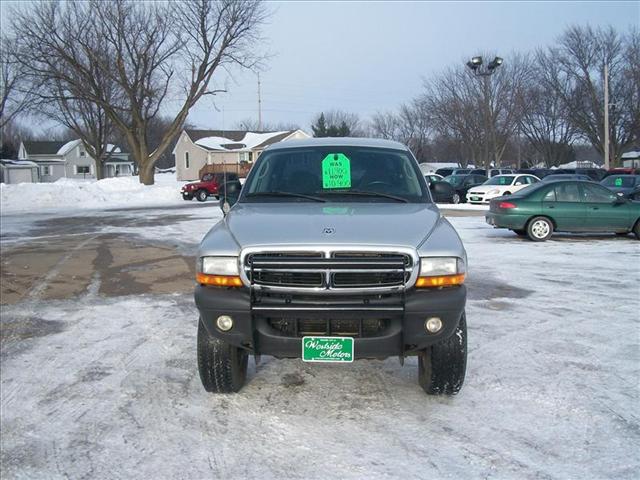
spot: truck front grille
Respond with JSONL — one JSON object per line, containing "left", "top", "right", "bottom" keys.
{"left": 244, "top": 250, "right": 415, "bottom": 291}
{"left": 266, "top": 317, "right": 390, "bottom": 338}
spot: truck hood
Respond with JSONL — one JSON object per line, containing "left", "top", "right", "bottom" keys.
{"left": 225, "top": 202, "right": 441, "bottom": 249}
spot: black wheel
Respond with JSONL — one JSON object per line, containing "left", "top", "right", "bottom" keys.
{"left": 182, "top": 194, "right": 193, "bottom": 201}
{"left": 196, "top": 190, "right": 208, "bottom": 202}
{"left": 526, "top": 216, "right": 553, "bottom": 242}
{"left": 418, "top": 313, "right": 467, "bottom": 395}
{"left": 197, "top": 319, "right": 248, "bottom": 393}
{"left": 633, "top": 220, "right": 640, "bottom": 240}
{"left": 452, "top": 193, "right": 461, "bottom": 204}
{"left": 512, "top": 229, "right": 527, "bottom": 237}
{"left": 503, "top": 191, "right": 512, "bottom": 196}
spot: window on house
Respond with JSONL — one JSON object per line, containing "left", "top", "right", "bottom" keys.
{"left": 40, "top": 166, "right": 51, "bottom": 176}
{"left": 76, "top": 165, "right": 90, "bottom": 175}
{"left": 185, "top": 152, "right": 190, "bottom": 169}
{"left": 80, "top": 151, "right": 86, "bottom": 157}
{"left": 239, "top": 152, "right": 249, "bottom": 162}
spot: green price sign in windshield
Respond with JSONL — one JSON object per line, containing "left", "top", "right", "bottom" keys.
{"left": 322, "top": 153, "right": 351, "bottom": 189}
{"left": 614, "top": 177, "right": 623, "bottom": 187}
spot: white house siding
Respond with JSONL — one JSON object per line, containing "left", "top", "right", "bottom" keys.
{"left": 37, "top": 163, "right": 67, "bottom": 183}
{"left": 64, "top": 144, "right": 97, "bottom": 179}
{"left": 175, "top": 132, "right": 210, "bottom": 181}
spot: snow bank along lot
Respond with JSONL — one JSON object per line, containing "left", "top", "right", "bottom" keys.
{"left": 0, "top": 173, "right": 186, "bottom": 214}
{"left": 1, "top": 202, "right": 639, "bottom": 479}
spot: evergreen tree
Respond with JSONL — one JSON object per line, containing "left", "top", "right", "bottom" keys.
{"left": 311, "top": 113, "right": 328, "bottom": 137}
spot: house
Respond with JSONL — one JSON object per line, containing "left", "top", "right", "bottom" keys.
{"left": 18, "top": 140, "right": 134, "bottom": 182}
{"left": 173, "top": 129, "right": 310, "bottom": 181}
{"left": 0, "top": 159, "right": 39, "bottom": 184}
{"left": 622, "top": 151, "right": 640, "bottom": 168}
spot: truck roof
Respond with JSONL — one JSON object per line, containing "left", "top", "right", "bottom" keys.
{"left": 264, "top": 137, "right": 409, "bottom": 152}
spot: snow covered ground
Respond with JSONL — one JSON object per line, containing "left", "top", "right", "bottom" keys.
{"left": 0, "top": 173, "right": 187, "bottom": 214}
{"left": 1, "top": 203, "right": 639, "bottom": 479}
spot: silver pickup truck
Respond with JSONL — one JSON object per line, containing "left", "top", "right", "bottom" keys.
{"left": 194, "top": 138, "right": 468, "bottom": 395}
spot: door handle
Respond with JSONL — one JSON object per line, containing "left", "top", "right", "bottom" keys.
{"left": 547, "top": 205, "right": 555, "bottom": 209}
{"left": 592, "top": 207, "right": 599, "bottom": 210}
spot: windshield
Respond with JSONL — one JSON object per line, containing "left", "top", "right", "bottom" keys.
{"left": 444, "top": 175, "right": 465, "bottom": 186}
{"left": 485, "top": 175, "right": 515, "bottom": 186}
{"left": 242, "top": 146, "right": 429, "bottom": 203}
{"left": 602, "top": 176, "right": 636, "bottom": 187}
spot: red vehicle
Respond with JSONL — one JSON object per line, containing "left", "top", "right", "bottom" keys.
{"left": 605, "top": 167, "right": 640, "bottom": 177}
{"left": 181, "top": 173, "right": 239, "bottom": 202}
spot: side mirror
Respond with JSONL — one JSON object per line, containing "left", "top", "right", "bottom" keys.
{"left": 220, "top": 180, "right": 242, "bottom": 215}
{"left": 613, "top": 195, "right": 626, "bottom": 204}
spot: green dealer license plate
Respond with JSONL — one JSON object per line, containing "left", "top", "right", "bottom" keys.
{"left": 302, "top": 336, "right": 354, "bottom": 363}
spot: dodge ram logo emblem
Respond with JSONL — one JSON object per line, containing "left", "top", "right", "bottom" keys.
{"left": 323, "top": 227, "right": 335, "bottom": 235}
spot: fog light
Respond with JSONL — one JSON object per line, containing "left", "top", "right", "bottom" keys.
{"left": 216, "top": 315, "right": 234, "bottom": 331}
{"left": 425, "top": 317, "right": 443, "bottom": 333}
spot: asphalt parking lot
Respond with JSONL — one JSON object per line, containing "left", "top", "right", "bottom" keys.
{"left": 1, "top": 203, "right": 639, "bottom": 479}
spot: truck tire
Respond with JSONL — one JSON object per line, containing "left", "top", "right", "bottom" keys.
{"left": 196, "top": 190, "right": 208, "bottom": 202}
{"left": 633, "top": 220, "right": 640, "bottom": 240}
{"left": 452, "top": 193, "right": 461, "bottom": 204}
{"left": 418, "top": 312, "right": 467, "bottom": 395}
{"left": 197, "top": 319, "right": 248, "bottom": 393}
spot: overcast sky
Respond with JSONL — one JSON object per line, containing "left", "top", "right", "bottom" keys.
{"left": 187, "top": 0, "right": 639, "bottom": 131}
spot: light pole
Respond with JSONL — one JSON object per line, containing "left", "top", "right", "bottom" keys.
{"left": 603, "top": 63, "right": 610, "bottom": 170}
{"left": 466, "top": 56, "right": 503, "bottom": 170}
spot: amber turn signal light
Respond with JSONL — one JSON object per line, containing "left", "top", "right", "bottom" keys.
{"left": 196, "top": 273, "right": 243, "bottom": 287}
{"left": 415, "top": 274, "right": 465, "bottom": 288}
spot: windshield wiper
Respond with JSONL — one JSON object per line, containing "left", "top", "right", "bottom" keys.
{"left": 321, "top": 190, "right": 410, "bottom": 203}
{"left": 245, "top": 191, "right": 327, "bottom": 202}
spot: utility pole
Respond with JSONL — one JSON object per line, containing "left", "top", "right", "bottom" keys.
{"left": 603, "top": 63, "right": 610, "bottom": 170}
{"left": 257, "top": 73, "right": 262, "bottom": 131}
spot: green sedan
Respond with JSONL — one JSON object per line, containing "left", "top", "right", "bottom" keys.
{"left": 485, "top": 180, "right": 640, "bottom": 241}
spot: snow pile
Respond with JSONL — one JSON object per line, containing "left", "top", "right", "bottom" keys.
{"left": 195, "top": 131, "right": 289, "bottom": 151}
{"left": 0, "top": 174, "right": 185, "bottom": 214}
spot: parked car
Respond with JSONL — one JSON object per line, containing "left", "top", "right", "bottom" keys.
{"left": 628, "top": 186, "right": 640, "bottom": 201}
{"left": 542, "top": 173, "right": 593, "bottom": 182}
{"left": 472, "top": 168, "right": 514, "bottom": 177}
{"left": 195, "top": 138, "right": 468, "bottom": 395}
{"left": 424, "top": 173, "right": 444, "bottom": 186}
{"left": 604, "top": 167, "right": 640, "bottom": 177}
{"left": 435, "top": 167, "right": 455, "bottom": 177}
{"left": 181, "top": 172, "right": 239, "bottom": 202}
{"left": 467, "top": 174, "right": 540, "bottom": 204}
{"left": 429, "top": 180, "right": 457, "bottom": 203}
{"left": 485, "top": 180, "right": 640, "bottom": 241}
{"left": 442, "top": 174, "right": 488, "bottom": 203}
{"left": 575, "top": 168, "right": 607, "bottom": 181}
{"left": 600, "top": 175, "right": 640, "bottom": 196}
{"left": 516, "top": 168, "right": 553, "bottom": 178}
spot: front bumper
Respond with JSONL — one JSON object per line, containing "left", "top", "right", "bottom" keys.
{"left": 467, "top": 192, "right": 495, "bottom": 204}
{"left": 194, "top": 285, "right": 466, "bottom": 358}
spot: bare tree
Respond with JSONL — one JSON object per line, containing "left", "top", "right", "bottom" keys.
{"left": 12, "top": 0, "right": 268, "bottom": 184}
{"left": 546, "top": 25, "right": 639, "bottom": 165}
{"left": 518, "top": 52, "right": 577, "bottom": 167}
{"left": 0, "top": 36, "right": 35, "bottom": 129}
{"left": 422, "top": 53, "right": 530, "bottom": 169}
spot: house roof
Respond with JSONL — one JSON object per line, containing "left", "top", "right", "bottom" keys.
{"left": 22, "top": 140, "right": 128, "bottom": 156}
{"left": 22, "top": 141, "right": 68, "bottom": 155}
{"left": 185, "top": 129, "right": 298, "bottom": 152}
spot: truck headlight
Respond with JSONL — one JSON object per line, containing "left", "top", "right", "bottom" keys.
{"left": 416, "top": 257, "right": 465, "bottom": 288}
{"left": 196, "top": 256, "right": 243, "bottom": 287}
{"left": 487, "top": 189, "right": 500, "bottom": 195}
